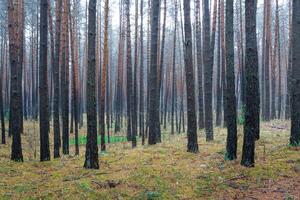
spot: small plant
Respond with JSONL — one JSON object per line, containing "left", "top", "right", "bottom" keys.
{"left": 237, "top": 106, "right": 245, "bottom": 125}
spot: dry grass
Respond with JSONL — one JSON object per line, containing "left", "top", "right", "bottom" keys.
{"left": 0, "top": 120, "right": 299, "bottom": 199}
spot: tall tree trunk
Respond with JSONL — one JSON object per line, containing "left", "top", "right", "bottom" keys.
{"left": 125, "top": 0, "right": 133, "bottom": 142}
{"left": 220, "top": 0, "right": 226, "bottom": 127}
{"left": 276, "top": 0, "right": 281, "bottom": 119}
{"left": 84, "top": 0, "right": 99, "bottom": 169}
{"left": 203, "top": 0, "right": 214, "bottom": 141}
{"left": 241, "top": 0, "right": 260, "bottom": 167}
{"left": 0, "top": 32, "right": 6, "bottom": 144}
{"left": 215, "top": 0, "right": 222, "bottom": 126}
{"left": 225, "top": 0, "right": 237, "bottom": 160}
{"left": 290, "top": 0, "right": 300, "bottom": 146}
{"left": 195, "top": 0, "right": 204, "bottom": 129}
{"left": 286, "top": 0, "right": 292, "bottom": 119}
{"left": 8, "top": 0, "right": 23, "bottom": 162}
{"left": 183, "top": 0, "right": 198, "bottom": 153}
{"left": 70, "top": 2, "right": 79, "bottom": 155}
{"left": 139, "top": 0, "right": 145, "bottom": 145}
{"left": 148, "top": 0, "right": 160, "bottom": 145}
{"left": 264, "top": 0, "right": 271, "bottom": 121}
{"left": 61, "top": 0, "right": 70, "bottom": 155}
{"left": 132, "top": 0, "right": 138, "bottom": 148}
{"left": 53, "top": 0, "right": 62, "bottom": 158}
{"left": 100, "top": 0, "right": 109, "bottom": 152}
{"left": 171, "top": 0, "right": 177, "bottom": 136}
{"left": 39, "top": 0, "right": 50, "bottom": 162}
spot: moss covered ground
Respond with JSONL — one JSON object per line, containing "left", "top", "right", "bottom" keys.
{"left": 0, "top": 120, "right": 299, "bottom": 199}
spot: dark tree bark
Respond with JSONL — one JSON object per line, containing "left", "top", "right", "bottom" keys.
{"left": 225, "top": 0, "right": 237, "bottom": 160}
{"left": 241, "top": 0, "right": 260, "bottom": 167}
{"left": 125, "top": 0, "right": 133, "bottom": 142}
{"left": 183, "top": 0, "right": 198, "bottom": 153}
{"left": 290, "top": 0, "right": 300, "bottom": 146}
{"left": 203, "top": 0, "right": 213, "bottom": 141}
{"left": 0, "top": 32, "right": 6, "bottom": 145}
{"left": 84, "top": 0, "right": 99, "bottom": 169}
{"left": 148, "top": 0, "right": 160, "bottom": 145}
{"left": 39, "top": 0, "right": 51, "bottom": 161}
{"left": 61, "top": 0, "right": 70, "bottom": 155}
{"left": 8, "top": 0, "right": 23, "bottom": 162}
{"left": 53, "top": 0, "right": 62, "bottom": 158}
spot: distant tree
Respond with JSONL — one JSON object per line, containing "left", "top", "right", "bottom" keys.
{"left": 183, "top": 0, "right": 198, "bottom": 153}
{"left": 84, "top": 0, "right": 99, "bottom": 169}
{"left": 195, "top": 0, "right": 204, "bottom": 129}
{"left": 0, "top": 30, "right": 5, "bottom": 145}
{"left": 263, "top": 0, "right": 271, "bottom": 121}
{"left": 70, "top": 1, "right": 80, "bottom": 155}
{"left": 171, "top": 0, "right": 178, "bottom": 136}
{"left": 215, "top": 0, "right": 222, "bottom": 127}
{"left": 290, "top": 0, "right": 300, "bottom": 146}
{"left": 125, "top": 0, "right": 133, "bottom": 142}
{"left": 100, "top": 0, "right": 109, "bottom": 152}
{"left": 275, "top": 0, "right": 282, "bottom": 119}
{"left": 286, "top": 0, "right": 292, "bottom": 119}
{"left": 241, "top": 0, "right": 260, "bottom": 167}
{"left": 225, "top": 0, "right": 237, "bottom": 160}
{"left": 132, "top": 0, "right": 138, "bottom": 148}
{"left": 139, "top": 0, "right": 145, "bottom": 145}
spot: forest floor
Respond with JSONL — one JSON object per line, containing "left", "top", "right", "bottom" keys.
{"left": 0, "top": 120, "right": 299, "bottom": 200}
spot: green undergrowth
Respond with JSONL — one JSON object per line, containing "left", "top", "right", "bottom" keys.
{"left": 69, "top": 134, "right": 127, "bottom": 146}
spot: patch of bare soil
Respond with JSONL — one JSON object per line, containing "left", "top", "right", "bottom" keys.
{"left": 222, "top": 176, "right": 300, "bottom": 200}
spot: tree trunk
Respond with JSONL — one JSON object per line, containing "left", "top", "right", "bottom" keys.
{"left": 39, "top": 0, "right": 50, "bottom": 161}
{"left": 84, "top": 0, "right": 99, "bottom": 169}
{"left": 139, "top": 0, "right": 145, "bottom": 145}
{"left": 225, "top": 0, "right": 237, "bottom": 160}
{"left": 148, "top": 0, "right": 160, "bottom": 145}
{"left": 8, "top": 0, "right": 23, "bottom": 162}
{"left": 241, "top": 0, "right": 260, "bottom": 167}
{"left": 264, "top": 0, "right": 271, "bottom": 121}
{"left": 203, "top": 0, "right": 214, "bottom": 141}
{"left": 53, "top": 0, "right": 62, "bottom": 158}
{"left": 290, "top": 0, "right": 300, "bottom": 146}
{"left": 183, "top": 0, "right": 198, "bottom": 153}
{"left": 100, "top": 0, "right": 109, "bottom": 152}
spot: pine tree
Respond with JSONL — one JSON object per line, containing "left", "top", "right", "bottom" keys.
{"left": 290, "top": 0, "right": 300, "bottom": 146}
{"left": 84, "top": 0, "right": 99, "bottom": 169}
{"left": 39, "top": 0, "right": 50, "bottom": 161}
{"left": 241, "top": 0, "right": 260, "bottom": 167}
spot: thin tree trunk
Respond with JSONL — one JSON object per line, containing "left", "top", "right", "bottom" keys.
{"left": 183, "top": 0, "right": 198, "bottom": 153}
